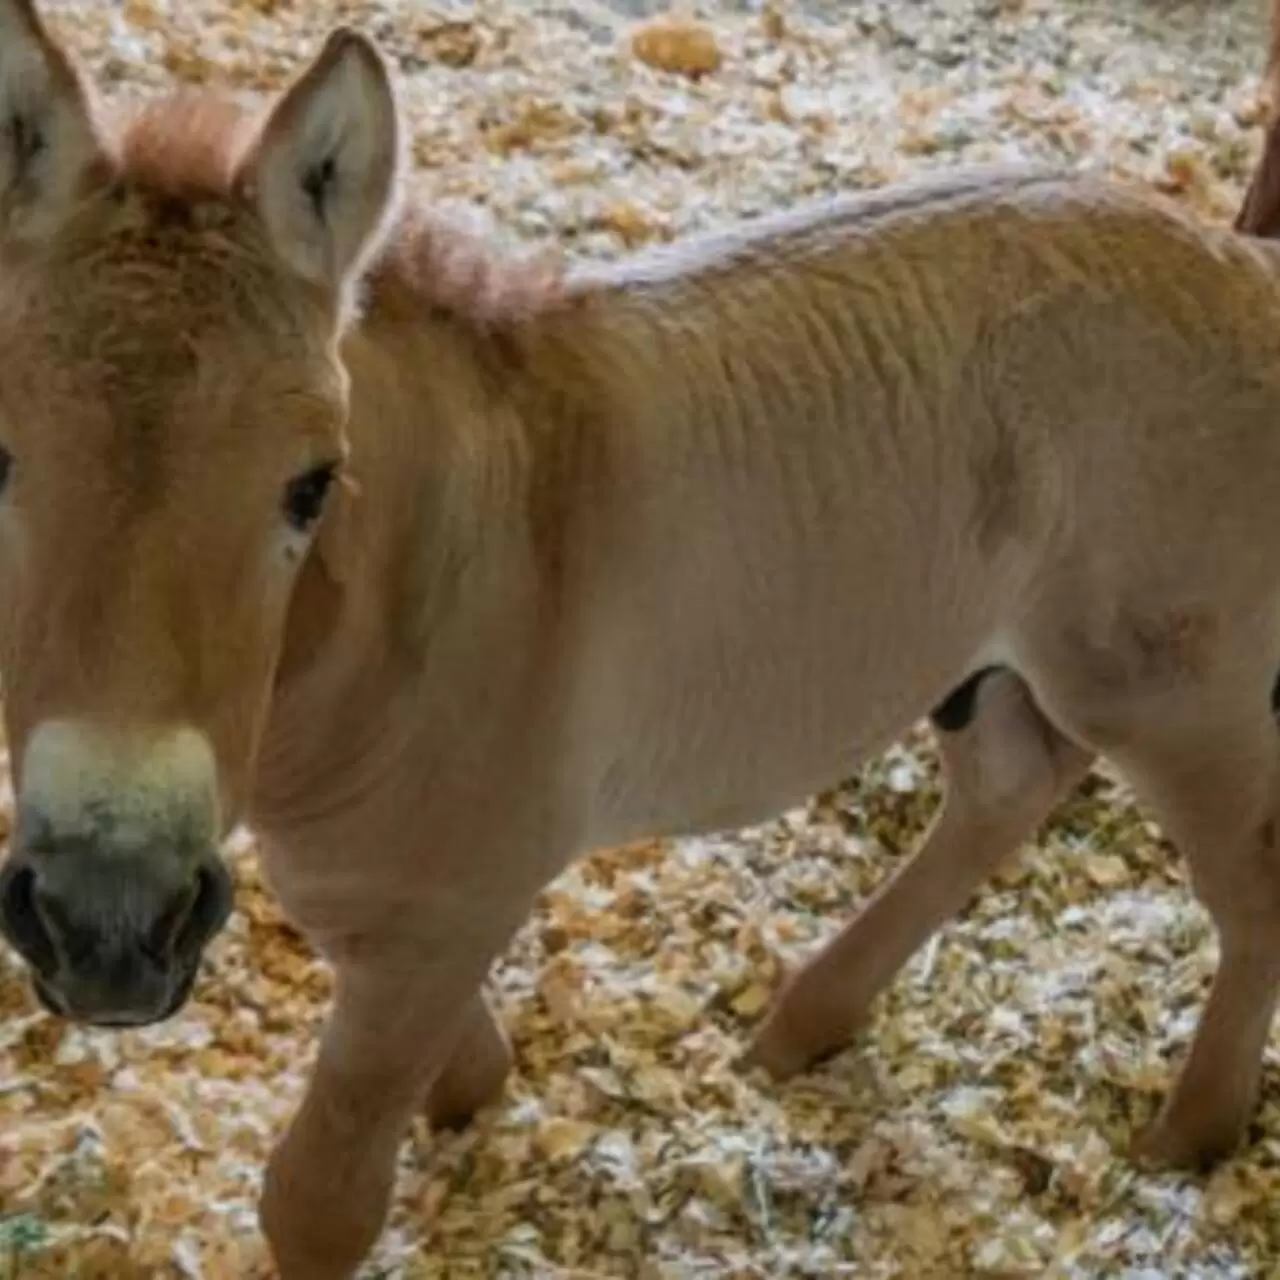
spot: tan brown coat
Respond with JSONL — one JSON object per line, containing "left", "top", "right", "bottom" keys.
{"left": 1, "top": 2, "right": 1280, "bottom": 1275}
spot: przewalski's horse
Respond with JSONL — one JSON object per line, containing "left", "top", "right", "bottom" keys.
{"left": 2, "top": 1, "right": 1280, "bottom": 1274}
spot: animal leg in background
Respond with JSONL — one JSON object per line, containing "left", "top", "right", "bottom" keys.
{"left": 1233, "top": 0, "right": 1280, "bottom": 234}
{"left": 422, "top": 987, "right": 513, "bottom": 1131}
{"left": 746, "top": 667, "right": 1093, "bottom": 1078}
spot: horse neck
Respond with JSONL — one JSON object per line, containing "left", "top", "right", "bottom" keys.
{"left": 258, "top": 295, "right": 562, "bottom": 796}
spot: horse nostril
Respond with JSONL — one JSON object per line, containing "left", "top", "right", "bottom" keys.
{"left": 142, "top": 876, "right": 202, "bottom": 964}
{"left": 0, "top": 864, "right": 60, "bottom": 975}
{"left": 168, "top": 864, "right": 232, "bottom": 959}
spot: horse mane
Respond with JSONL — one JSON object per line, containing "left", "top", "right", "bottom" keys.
{"left": 368, "top": 203, "right": 568, "bottom": 331}
{"left": 112, "top": 89, "right": 568, "bottom": 331}
{"left": 115, "top": 90, "right": 253, "bottom": 197}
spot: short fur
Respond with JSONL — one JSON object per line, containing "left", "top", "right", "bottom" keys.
{"left": 3, "top": 3, "right": 1280, "bottom": 1276}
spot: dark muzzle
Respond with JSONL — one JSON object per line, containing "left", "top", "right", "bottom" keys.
{"left": 0, "top": 834, "right": 233, "bottom": 1026}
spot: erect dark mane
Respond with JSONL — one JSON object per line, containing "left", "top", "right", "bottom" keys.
{"left": 112, "top": 89, "right": 568, "bottom": 332}
{"left": 365, "top": 200, "right": 569, "bottom": 333}
{"left": 114, "top": 89, "right": 254, "bottom": 199}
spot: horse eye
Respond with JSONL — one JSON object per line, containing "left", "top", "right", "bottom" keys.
{"left": 282, "top": 462, "right": 338, "bottom": 533}
{"left": 0, "top": 447, "right": 12, "bottom": 494}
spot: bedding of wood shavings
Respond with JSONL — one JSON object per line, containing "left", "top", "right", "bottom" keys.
{"left": 2, "top": 0, "right": 1280, "bottom": 1276}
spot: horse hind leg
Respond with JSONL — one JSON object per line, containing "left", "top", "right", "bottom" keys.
{"left": 1018, "top": 611, "right": 1280, "bottom": 1169}
{"left": 1097, "top": 707, "right": 1280, "bottom": 1167}
{"left": 745, "top": 665, "right": 1093, "bottom": 1078}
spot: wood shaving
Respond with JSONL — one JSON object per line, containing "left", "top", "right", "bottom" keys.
{"left": 630, "top": 15, "right": 724, "bottom": 80}
{"left": 2, "top": 0, "right": 1279, "bottom": 1276}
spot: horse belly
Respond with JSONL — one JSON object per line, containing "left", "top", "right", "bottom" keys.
{"left": 572, "top": 517, "right": 999, "bottom": 849}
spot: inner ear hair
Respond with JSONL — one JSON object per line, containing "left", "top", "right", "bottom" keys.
{"left": 302, "top": 153, "right": 337, "bottom": 223}
{"left": 6, "top": 107, "right": 45, "bottom": 174}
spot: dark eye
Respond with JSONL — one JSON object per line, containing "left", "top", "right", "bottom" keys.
{"left": 0, "top": 446, "right": 12, "bottom": 494}
{"left": 282, "top": 462, "right": 338, "bottom": 533}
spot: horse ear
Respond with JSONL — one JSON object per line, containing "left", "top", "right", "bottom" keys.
{"left": 236, "top": 28, "right": 401, "bottom": 290}
{"left": 0, "top": 0, "right": 109, "bottom": 245}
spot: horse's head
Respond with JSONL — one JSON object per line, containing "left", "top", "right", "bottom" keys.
{"left": 0, "top": 0, "right": 402, "bottom": 1025}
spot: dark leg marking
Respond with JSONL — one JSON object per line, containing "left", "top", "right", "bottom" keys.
{"left": 929, "top": 665, "right": 1006, "bottom": 735}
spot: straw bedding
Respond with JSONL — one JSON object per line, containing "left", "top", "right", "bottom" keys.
{"left": 1, "top": 1, "right": 1277, "bottom": 1275}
